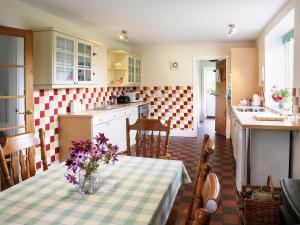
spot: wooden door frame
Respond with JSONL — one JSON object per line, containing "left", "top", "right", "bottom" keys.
{"left": 0, "top": 26, "right": 34, "bottom": 133}
{"left": 192, "top": 56, "right": 230, "bottom": 139}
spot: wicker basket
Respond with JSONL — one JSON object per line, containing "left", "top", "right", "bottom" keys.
{"left": 239, "top": 176, "right": 281, "bottom": 225}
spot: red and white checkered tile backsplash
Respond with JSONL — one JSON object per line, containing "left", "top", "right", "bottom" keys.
{"left": 292, "top": 88, "right": 300, "bottom": 113}
{"left": 33, "top": 86, "right": 194, "bottom": 169}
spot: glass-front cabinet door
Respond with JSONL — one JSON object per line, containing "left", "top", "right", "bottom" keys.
{"left": 77, "top": 41, "right": 92, "bottom": 83}
{"left": 0, "top": 28, "right": 33, "bottom": 140}
{"left": 54, "top": 33, "right": 75, "bottom": 85}
{"left": 128, "top": 56, "right": 135, "bottom": 84}
{"left": 135, "top": 59, "right": 141, "bottom": 84}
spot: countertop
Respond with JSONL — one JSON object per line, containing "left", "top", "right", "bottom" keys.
{"left": 231, "top": 106, "right": 300, "bottom": 130}
{"left": 59, "top": 102, "right": 147, "bottom": 118}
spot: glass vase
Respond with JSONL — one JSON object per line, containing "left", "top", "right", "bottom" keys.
{"left": 79, "top": 169, "right": 100, "bottom": 195}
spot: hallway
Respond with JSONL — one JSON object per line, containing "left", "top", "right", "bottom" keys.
{"left": 171, "top": 119, "right": 240, "bottom": 225}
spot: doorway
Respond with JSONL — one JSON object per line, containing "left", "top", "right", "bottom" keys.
{"left": 193, "top": 57, "right": 227, "bottom": 137}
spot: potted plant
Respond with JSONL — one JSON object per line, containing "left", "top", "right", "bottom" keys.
{"left": 65, "top": 133, "right": 118, "bottom": 195}
{"left": 271, "top": 85, "right": 291, "bottom": 109}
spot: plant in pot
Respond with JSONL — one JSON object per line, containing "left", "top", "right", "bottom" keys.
{"left": 65, "top": 133, "right": 118, "bottom": 195}
{"left": 271, "top": 85, "right": 291, "bottom": 110}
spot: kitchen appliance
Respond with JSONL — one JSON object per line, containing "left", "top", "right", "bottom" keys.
{"left": 125, "top": 92, "right": 141, "bottom": 103}
{"left": 240, "top": 99, "right": 248, "bottom": 106}
{"left": 252, "top": 94, "right": 261, "bottom": 106}
{"left": 117, "top": 95, "right": 130, "bottom": 104}
{"left": 280, "top": 179, "right": 300, "bottom": 224}
{"left": 138, "top": 104, "right": 149, "bottom": 118}
{"left": 70, "top": 100, "right": 82, "bottom": 113}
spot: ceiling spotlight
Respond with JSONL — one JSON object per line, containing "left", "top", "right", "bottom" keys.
{"left": 119, "top": 30, "right": 128, "bottom": 41}
{"left": 228, "top": 24, "right": 237, "bottom": 36}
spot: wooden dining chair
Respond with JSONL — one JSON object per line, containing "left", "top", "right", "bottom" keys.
{"left": 188, "top": 163, "right": 221, "bottom": 225}
{"left": 166, "top": 135, "right": 215, "bottom": 225}
{"left": 0, "top": 128, "right": 48, "bottom": 188}
{"left": 187, "top": 135, "right": 215, "bottom": 223}
{"left": 126, "top": 118, "right": 171, "bottom": 158}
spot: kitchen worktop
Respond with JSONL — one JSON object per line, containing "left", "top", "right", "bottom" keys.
{"left": 59, "top": 102, "right": 147, "bottom": 118}
{"left": 231, "top": 106, "right": 300, "bottom": 130}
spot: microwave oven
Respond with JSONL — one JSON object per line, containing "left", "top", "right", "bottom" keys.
{"left": 125, "top": 92, "right": 141, "bottom": 102}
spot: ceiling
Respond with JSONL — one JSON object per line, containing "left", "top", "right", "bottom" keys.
{"left": 20, "top": 0, "right": 288, "bottom": 45}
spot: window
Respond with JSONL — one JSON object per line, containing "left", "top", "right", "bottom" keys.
{"left": 264, "top": 9, "right": 294, "bottom": 111}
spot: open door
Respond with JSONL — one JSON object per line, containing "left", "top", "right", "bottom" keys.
{"left": 215, "top": 60, "right": 226, "bottom": 136}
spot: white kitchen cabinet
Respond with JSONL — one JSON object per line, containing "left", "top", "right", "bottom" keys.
{"left": 33, "top": 29, "right": 103, "bottom": 89}
{"left": 59, "top": 106, "right": 140, "bottom": 161}
{"left": 233, "top": 118, "right": 291, "bottom": 191}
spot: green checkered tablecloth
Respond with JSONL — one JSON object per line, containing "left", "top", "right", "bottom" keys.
{"left": 0, "top": 156, "right": 191, "bottom": 225}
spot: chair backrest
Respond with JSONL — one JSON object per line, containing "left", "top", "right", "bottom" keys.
{"left": 192, "top": 172, "right": 221, "bottom": 225}
{"left": 126, "top": 118, "right": 171, "bottom": 158}
{"left": 186, "top": 135, "right": 215, "bottom": 225}
{"left": 0, "top": 129, "right": 48, "bottom": 188}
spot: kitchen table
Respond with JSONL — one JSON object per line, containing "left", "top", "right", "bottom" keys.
{"left": 0, "top": 156, "right": 191, "bottom": 225}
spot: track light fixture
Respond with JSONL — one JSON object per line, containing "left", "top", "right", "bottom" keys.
{"left": 228, "top": 24, "right": 237, "bottom": 36}
{"left": 119, "top": 30, "right": 128, "bottom": 41}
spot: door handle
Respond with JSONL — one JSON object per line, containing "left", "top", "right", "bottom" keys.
{"left": 16, "top": 109, "right": 32, "bottom": 115}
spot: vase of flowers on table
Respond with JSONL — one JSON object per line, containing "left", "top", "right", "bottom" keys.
{"left": 65, "top": 133, "right": 118, "bottom": 195}
{"left": 271, "top": 85, "right": 291, "bottom": 110}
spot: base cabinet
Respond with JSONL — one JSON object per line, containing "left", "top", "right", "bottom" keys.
{"left": 59, "top": 107, "right": 138, "bottom": 162}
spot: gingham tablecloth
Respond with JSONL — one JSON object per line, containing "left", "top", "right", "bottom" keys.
{"left": 0, "top": 156, "right": 191, "bottom": 225}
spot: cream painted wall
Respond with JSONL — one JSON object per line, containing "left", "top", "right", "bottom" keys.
{"left": 134, "top": 42, "right": 255, "bottom": 86}
{"left": 256, "top": 0, "right": 300, "bottom": 178}
{"left": 256, "top": 0, "right": 299, "bottom": 86}
{"left": 0, "top": 0, "right": 133, "bottom": 51}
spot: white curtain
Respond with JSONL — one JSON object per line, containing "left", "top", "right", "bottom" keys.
{"left": 284, "top": 38, "right": 294, "bottom": 88}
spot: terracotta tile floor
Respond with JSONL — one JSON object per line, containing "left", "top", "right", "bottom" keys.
{"left": 170, "top": 119, "right": 241, "bottom": 225}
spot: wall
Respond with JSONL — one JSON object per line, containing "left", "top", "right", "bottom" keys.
{"left": 134, "top": 42, "right": 255, "bottom": 138}
{"left": 256, "top": 0, "right": 300, "bottom": 178}
{"left": 134, "top": 42, "right": 255, "bottom": 87}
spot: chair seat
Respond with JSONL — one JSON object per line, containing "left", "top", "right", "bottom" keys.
{"left": 166, "top": 207, "right": 188, "bottom": 225}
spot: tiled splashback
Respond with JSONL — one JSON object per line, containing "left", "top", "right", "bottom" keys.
{"left": 33, "top": 85, "right": 193, "bottom": 169}
{"left": 141, "top": 86, "right": 193, "bottom": 130}
{"left": 292, "top": 88, "right": 300, "bottom": 113}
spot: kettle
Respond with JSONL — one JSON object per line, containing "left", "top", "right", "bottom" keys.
{"left": 252, "top": 94, "right": 261, "bottom": 106}
{"left": 70, "top": 100, "right": 82, "bottom": 113}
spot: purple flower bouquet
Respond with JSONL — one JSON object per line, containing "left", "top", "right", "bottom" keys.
{"left": 65, "top": 133, "right": 118, "bottom": 194}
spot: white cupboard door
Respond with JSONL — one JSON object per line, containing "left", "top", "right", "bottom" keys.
{"left": 53, "top": 33, "right": 76, "bottom": 85}
{"left": 93, "top": 122, "right": 108, "bottom": 138}
{"left": 92, "top": 44, "right": 106, "bottom": 86}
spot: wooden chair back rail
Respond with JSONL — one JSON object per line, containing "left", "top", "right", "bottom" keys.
{"left": 0, "top": 129, "right": 48, "bottom": 188}
{"left": 126, "top": 118, "right": 171, "bottom": 158}
{"left": 38, "top": 128, "right": 48, "bottom": 171}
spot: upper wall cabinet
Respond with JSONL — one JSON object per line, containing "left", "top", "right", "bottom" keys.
{"left": 33, "top": 29, "right": 104, "bottom": 89}
{"left": 107, "top": 50, "right": 141, "bottom": 86}
{"left": 230, "top": 48, "right": 259, "bottom": 105}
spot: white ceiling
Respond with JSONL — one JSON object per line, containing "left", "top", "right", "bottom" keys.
{"left": 20, "top": 0, "right": 288, "bottom": 45}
